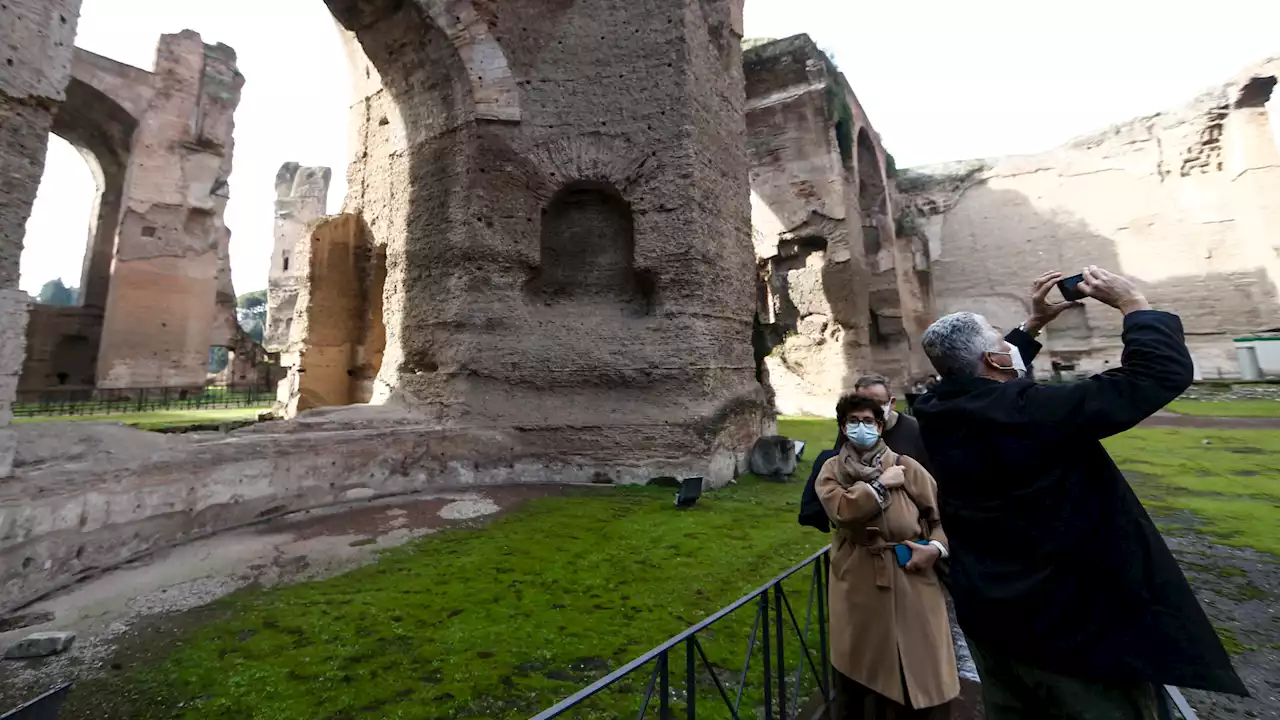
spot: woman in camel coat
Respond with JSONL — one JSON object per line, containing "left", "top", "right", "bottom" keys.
{"left": 816, "top": 394, "right": 959, "bottom": 719}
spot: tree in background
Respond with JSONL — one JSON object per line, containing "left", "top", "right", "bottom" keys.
{"left": 236, "top": 290, "right": 267, "bottom": 344}
{"left": 35, "top": 278, "right": 78, "bottom": 307}
{"left": 207, "top": 346, "right": 229, "bottom": 373}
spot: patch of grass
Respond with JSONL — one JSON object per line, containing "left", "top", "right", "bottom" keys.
{"left": 12, "top": 407, "right": 266, "bottom": 431}
{"left": 1214, "top": 626, "right": 1255, "bottom": 655}
{"left": 1105, "top": 428, "right": 1280, "bottom": 555}
{"left": 68, "top": 419, "right": 835, "bottom": 719}
{"left": 1166, "top": 399, "right": 1280, "bottom": 417}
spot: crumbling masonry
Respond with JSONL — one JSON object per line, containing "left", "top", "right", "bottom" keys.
{"left": 14, "top": 31, "right": 244, "bottom": 396}
{"left": 745, "top": 36, "right": 933, "bottom": 416}
{"left": 900, "top": 58, "right": 1280, "bottom": 380}
{"left": 265, "top": 163, "right": 331, "bottom": 352}
{"left": 0, "top": 0, "right": 771, "bottom": 610}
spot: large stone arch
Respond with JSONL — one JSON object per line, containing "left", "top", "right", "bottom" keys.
{"left": 326, "top": 0, "right": 520, "bottom": 123}
{"left": 17, "top": 54, "right": 145, "bottom": 394}
{"left": 53, "top": 64, "right": 143, "bottom": 311}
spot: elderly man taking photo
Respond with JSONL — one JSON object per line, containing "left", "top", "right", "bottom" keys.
{"left": 914, "top": 267, "right": 1247, "bottom": 719}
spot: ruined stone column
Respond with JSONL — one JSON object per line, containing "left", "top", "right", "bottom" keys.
{"left": 322, "top": 0, "right": 768, "bottom": 485}
{"left": 266, "top": 163, "right": 331, "bottom": 352}
{"left": 95, "top": 31, "right": 243, "bottom": 389}
{"left": 0, "top": 0, "right": 83, "bottom": 476}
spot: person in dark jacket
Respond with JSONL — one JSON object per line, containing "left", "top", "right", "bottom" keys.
{"left": 798, "top": 374, "right": 934, "bottom": 531}
{"left": 914, "top": 268, "right": 1247, "bottom": 719}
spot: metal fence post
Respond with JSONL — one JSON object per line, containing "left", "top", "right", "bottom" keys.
{"left": 774, "top": 585, "right": 787, "bottom": 720}
{"left": 686, "top": 637, "right": 696, "bottom": 720}
{"left": 659, "top": 649, "right": 670, "bottom": 719}
{"left": 816, "top": 561, "right": 830, "bottom": 703}
{"left": 761, "top": 592, "right": 773, "bottom": 720}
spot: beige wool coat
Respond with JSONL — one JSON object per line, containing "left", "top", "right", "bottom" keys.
{"left": 815, "top": 449, "right": 960, "bottom": 709}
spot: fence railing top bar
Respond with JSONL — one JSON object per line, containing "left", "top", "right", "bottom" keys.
{"left": 529, "top": 544, "right": 831, "bottom": 720}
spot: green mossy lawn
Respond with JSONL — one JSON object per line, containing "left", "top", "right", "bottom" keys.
{"left": 1165, "top": 399, "right": 1280, "bottom": 418}
{"left": 50, "top": 417, "right": 1280, "bottom": 718}
{"left": 67, "top": 418, "right": 838, "bottom": 720}
{"left": 12, "top": 407, "right": 265, "bottom": 431}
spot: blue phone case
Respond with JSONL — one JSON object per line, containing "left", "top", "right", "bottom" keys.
{"left": 894, "top": 544, "right": 912, "bottom": 567}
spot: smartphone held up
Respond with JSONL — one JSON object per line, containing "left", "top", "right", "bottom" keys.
{"left": 1057, "top": 273, "right": 1087, "bottom": 302}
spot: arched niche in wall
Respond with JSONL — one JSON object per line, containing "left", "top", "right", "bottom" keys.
{"left": 533, "top": 181, "right": 653, "bottom": 312}
{"left": 856, "top": 127, "right": 886, "bottom": 221}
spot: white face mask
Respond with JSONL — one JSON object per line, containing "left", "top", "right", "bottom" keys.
{"left": 989, "top": 346, "right": 1027, "bottom": 379}
{"left": 882, "top": 403, "right": 893, "bottom": 418}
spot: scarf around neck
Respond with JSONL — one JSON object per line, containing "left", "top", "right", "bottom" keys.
{"left": 836, "top": 438, "right": 889, "bottom": 487}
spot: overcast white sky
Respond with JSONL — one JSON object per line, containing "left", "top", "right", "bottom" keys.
{"left": 18, "top": 0, "right": 1280, "bottom": 297}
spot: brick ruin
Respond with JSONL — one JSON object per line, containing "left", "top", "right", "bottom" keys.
{"left": 265, "top": 163, "right": 332, "bottom": 352}
{"left": 0, "top": 0, "right": 774, "bottom": 609}
{"left": 744, "top": 36, "right": 932, "bottom": 416}
{"left": 14, "top": 32, "right": 244, "bottom": 397}
{"left": 900, "top": 58, "right": 1280, "bottom": 380}
{"left": 2, "top": 0, "right": 1277, "bottom": 616}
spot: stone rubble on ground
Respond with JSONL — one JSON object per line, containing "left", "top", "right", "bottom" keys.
{"left": 3, "top": 632, "right": 76, "bottom": 660}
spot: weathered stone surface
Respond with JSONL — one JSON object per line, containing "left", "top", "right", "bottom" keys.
{"left": 3, "top": 631, "right": 75, "bottom": 659}
{"left": 96, "top": 32, "right": 245, "bottom": 388}
{"left": 0, "top": 1, "right": 82, "bottom": 478}
{"left": 0, "top": 610, "right": 55, "bottom": 633}
{"left": 746, "top": 35, "right": 931, "bottom": 417}
{"left": 749, "top": 435, "right": 797, "bottom": 477}
{"left": 276, "top": 214, "right": 383, "bottom": 415}
{"left": 904, "top": 58, "right": 1280, "bottom": 379}
{"left": 308, "top": 0, "right": 770, "bottom": 476}
{"left": 266, "top": 163, "right": 331, "bottom": 352}
{"left": 1, "top": 0, "right": 767, "bottom": 601}
{"left": 17, "top": 35, "right": 247, "bottom": 397}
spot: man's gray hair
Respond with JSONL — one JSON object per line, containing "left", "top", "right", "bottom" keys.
{"left": 854, "top": 374, "right": 892, "bottom": 393}
{"left": 921, "top": 312, "right": 1006, "bottom": 378}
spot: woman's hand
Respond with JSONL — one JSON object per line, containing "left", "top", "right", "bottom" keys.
{"left": 904, "top": 541, "right": 941, "bottom": 572}
{"left": 878, "top": 465, "right": 906, "bottom": 490}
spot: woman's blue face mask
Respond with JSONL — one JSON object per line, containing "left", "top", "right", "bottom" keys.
{"left": 845, "top": 418, "right": 881, "bottom": 448}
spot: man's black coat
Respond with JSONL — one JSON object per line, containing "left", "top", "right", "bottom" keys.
{"left": 912, "top": 311, "right": 1246, "bottom": 695}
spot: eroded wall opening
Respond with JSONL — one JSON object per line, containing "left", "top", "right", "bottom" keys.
{"left": 19, "top": 136, "right": 96, "bottom": 307}
{"left": 857, "top": 128, "right": 885, "bottom": 219}
{"left": 532, "top": 182, "right": 653, "bottom": 311}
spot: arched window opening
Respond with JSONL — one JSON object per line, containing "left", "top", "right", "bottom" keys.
{"left": 20, "top": 136, "right": 95, "bottom": 307}
{"left": 535, "top": 182, "right": 651, "bottom": 310}
{"left": 856, "top": 128, "right": 886, "bottom": 220}
{"left": 835, "top": 118, "right": 854, "bottom": 171}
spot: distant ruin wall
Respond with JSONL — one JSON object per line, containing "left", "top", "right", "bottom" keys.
{"left": 746, "top": 35, "right": 931, "bottom": 417}
{"left": 905, "top": 59, "right": 1280, "bottom": 379}
{"left": 266, "top": 163, "right": 331, "bottom": 352}
{"left": 95, "top": 32, "right": 244, "bottom": 388}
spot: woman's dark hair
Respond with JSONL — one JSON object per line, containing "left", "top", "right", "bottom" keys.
{"left": 833, "top": 394, "right": 885, "bottom": 450}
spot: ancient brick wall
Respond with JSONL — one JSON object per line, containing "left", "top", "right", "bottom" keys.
{"left": 266, "top": 163, "right": 331, "bottom": 352}
{"left": 904, "top": 59, "right": 1280, "bottom": 379}
{"left": 745, "top": 35, "right": 931, "bottom": 417}
{"left": 0, "top": 0, "right": 82, "bottom": 477}
{"left": 95, "top": 32, "right": 244, "bottom": 388}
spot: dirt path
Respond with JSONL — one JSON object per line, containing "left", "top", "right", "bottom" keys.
{"left": 1142, "top": 412, "right": 1280, "bottom": 430}
{"left": 0, "top": 485, "right": 576, "bottom": 713}
{"left": 1164, "top": 533, "right": 1280, "bottom": 719}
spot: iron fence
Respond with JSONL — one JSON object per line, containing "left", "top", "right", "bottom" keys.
{"left": 12, "top": 383, "right": 273, "bottom": 418}
{"left": 1, "top": 682, "right": 72, "bottom": 720}
{"left": 532, "top": 546, "right": 833, "bottom": 720}
{"left": 531, "top": 545, "right": 1200, "bottom": 720}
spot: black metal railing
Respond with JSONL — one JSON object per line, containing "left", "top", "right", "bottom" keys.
{"left": 1, "top": 682, "right": 72, "bottom": 720}
{"left": 12, "top": 383, "right": 273, "bottom": 418}
{"left": 531, "top": 544, "right": 1201, "bottom": 720}
{"left": 532, "top": 545, "right": 833, "bottom": 720}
